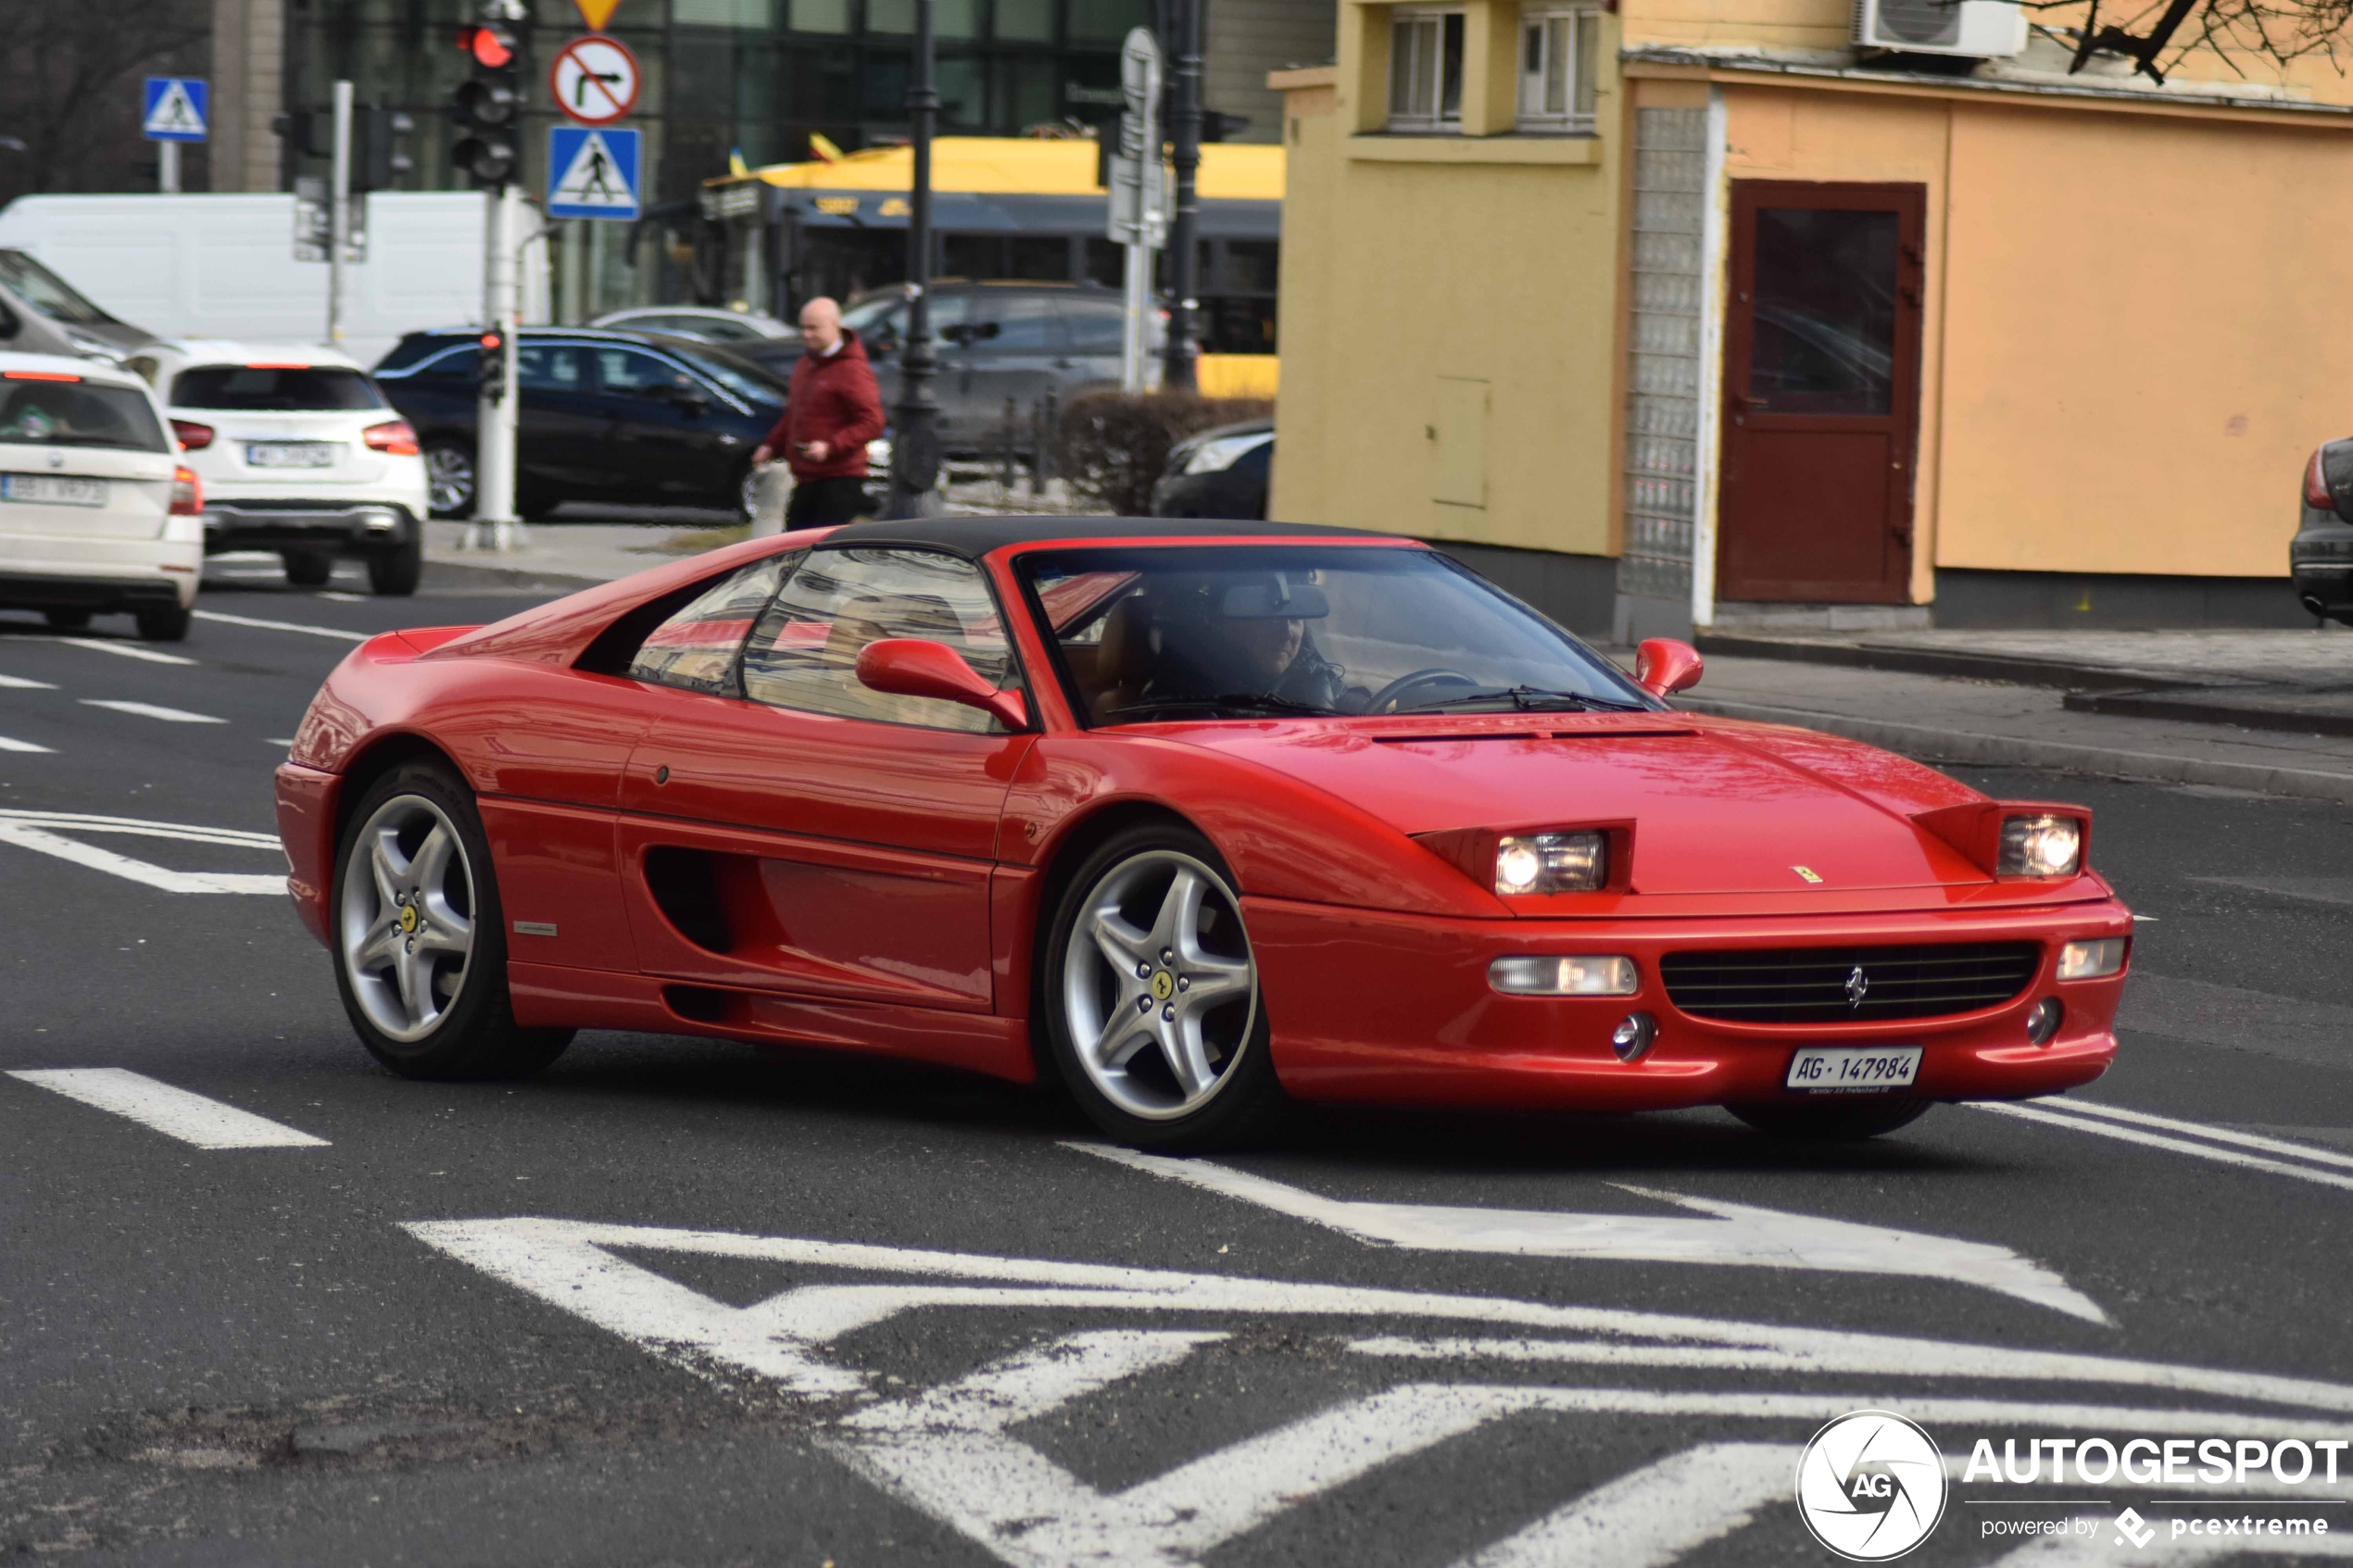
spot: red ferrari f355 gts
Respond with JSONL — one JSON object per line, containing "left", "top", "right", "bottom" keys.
{"left": 274, "top": 518, "right": 2132, "bottom": 1149}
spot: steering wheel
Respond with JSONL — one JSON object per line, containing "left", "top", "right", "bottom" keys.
{"left": 1365, "top": 668, "right": 1480, "bottom": 715}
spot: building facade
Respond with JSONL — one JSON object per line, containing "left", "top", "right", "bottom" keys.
{"left": 1269, "top": 0, "right": 2353, "bottom": 633}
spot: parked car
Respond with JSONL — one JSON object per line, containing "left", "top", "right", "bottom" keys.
{"left": 127, "top": 342, "right": 430, "bottom": 596}
{"left": 0, "top": 351, "right": 201, "bottom": 639}
{"left": 2296, "top": 440, "right": 2353, "bottom": 623}
{"left": 1151, "top": 418, "right": 1271, "bottom": 520}
{"left": 372, "top": 327, "right": 785, "bottom": 521}
{"left": 276, "top": 516, "right": 2132, "bottom": 1150}
{"left": 0, "top": 248, "right": 157, "bottom": 364}
{"left": 736, "top": 282, "right": 1157, "bottom": 454}
{"left": 588, "top": 305, "right": 796, "bottom": 345}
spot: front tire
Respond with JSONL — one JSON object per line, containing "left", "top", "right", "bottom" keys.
{"left": 368, "top": 534, "right": 423, "bottom": 596}
{"left": 331, "top": 761, "right": 572, "bottom": 1079}
{"left": 1040, "top": 823, "right": 1284, "bottom": 1150}
{"left": 1730, "top": 1098, "right": 1932, "bottom": 1140}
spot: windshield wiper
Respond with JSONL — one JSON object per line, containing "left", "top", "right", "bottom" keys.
{"left": 1105, "top": 692, "right": 1331, "bottom": 720}
{"left": 1404, "top": 685, "right": 1649, "bottom": 714}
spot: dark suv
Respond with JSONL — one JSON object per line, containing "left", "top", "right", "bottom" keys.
{"left": 373, "top": 328, "right": 786, "bottom": 520}
{"left": 2296, "top": 441, "right": 2353, "bottom": 623}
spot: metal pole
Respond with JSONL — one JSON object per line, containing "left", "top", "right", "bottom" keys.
{"left": 327, "top": 80, "right": 352, "bottom": 346}
{"left": 1163, "top": 0, "right": 1202, "bottom": 393}
{"left": 474, "top": 183, "right": 522, "bottom": 549}
{"left": 885, "top": 0, "right": 943, "bottom": 519}
{"left": 157, "top": 141, "right": 181, "bottom": 194}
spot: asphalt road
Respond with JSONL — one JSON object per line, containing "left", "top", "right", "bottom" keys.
{"left": 5, "top": 558, "right": 2353, "bottom": 1565}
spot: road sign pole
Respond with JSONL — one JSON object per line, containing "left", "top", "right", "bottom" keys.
{"left": 1114, "top": 28, "right": 1162, "bottom": 395}
{"left": 157, "top": 141, "right": 181, "bottom": 194}
{"left": 474, "top": 182, "right": 524, "bottom": 549}
{"left": 326, "top": 81, "right": 353, "bottom": 347}
{"left": 1164, "top": 0, "right": 1202, "bottom": 394}
{"left": 885, "top": 0, "right": 943, "bottom": 520}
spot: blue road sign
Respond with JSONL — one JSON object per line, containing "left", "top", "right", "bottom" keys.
{"left": 142, "top": 77, "right": 209, "bottom": 143}
{"left": 547, "top": 126, "right": 640, "bottom": 220}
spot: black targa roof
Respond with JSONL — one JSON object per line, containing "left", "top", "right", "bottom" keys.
{"left": 817, "top": 516, "right": 1410, "bottom": 561}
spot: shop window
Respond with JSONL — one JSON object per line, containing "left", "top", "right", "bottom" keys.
{"left": 1388, "top": 10, "right": 1464, "bottom": 134}
{"left": 996, "top": 0, "right": 1052, "bottom": 38}
{"left": 791, "top": 0, "right": 851, "bottom": 31}
{"left": 1517, "top": 6, "right": 1600, "bottom": 133}
{"left": 1070, "top": 0, "right": 1150, "bottom": 43}
{"left": 674, "top": 0, "right": 774, "bottom": 26}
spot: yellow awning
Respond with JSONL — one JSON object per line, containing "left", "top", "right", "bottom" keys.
{"left": 719, "top": 136, "right": 1283, "bottom": 202}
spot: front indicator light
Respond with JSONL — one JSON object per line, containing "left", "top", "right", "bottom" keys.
{"left": 2026, "top": 997, "right": 2064, "bottom": 1046}
{"left": 1611, "top": 1011, "right": 1657, "bottom": 1061}
{"left": 2057, "top": 938, "right": 2125, "bottom": 980}
{"left": 1998, "top": 813, "right": 2082, "bottom": 878}
{"left": 1489, "top": 955, "right": 1638, "bottom": 997}
{"left": 1495, "top": 831, "right": 1605, "bottom": 895}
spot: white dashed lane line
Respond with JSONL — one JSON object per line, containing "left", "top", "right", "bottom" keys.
{"left": 0, "top": 672, "right": 57, "bottom": 689}
{"left": 0, "top": 734, "right": 55, "bottom": 753}
{"left": 192, "top": 609, "right": 367, "bottom": 642}
{"left": 0, "top": 809, "right": 287, "bottom": 894}
{"left": 1978, "top": 1099, "right": 2353, "bottom": 1194}
{"left": 80, "top": 699, "right": 227, "bottom": 724}
{"left": 6, "top": 1068, "right": 328, "bottom": 1148}
{"left": 44, "top": 637, "right": 196, "bottom": 665}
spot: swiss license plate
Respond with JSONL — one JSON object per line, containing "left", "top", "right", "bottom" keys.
{"left": 1785, "top": 1045, "right": 1922, "bottom": 1094}
{"left": 247, "top": 442, "right": 337, "bottom": 469}
{"left": 0, "top": 473, "right": 105, "bottom": 507}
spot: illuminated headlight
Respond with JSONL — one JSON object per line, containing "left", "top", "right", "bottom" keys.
{"left": 1182, "top": 431, "right": 1270, "bottom": 475}
{"left": 1489, "top": 955, "right": 1638, "bottom": 997}
{"left": 1998, "top": 814, "right": 2082, "bottom": 878}
{"left": 2057, "top": 938, "right": 2125, "bottom": 980}
{"left": 1495, "top": 831, "right": 1606, "bottom": 895}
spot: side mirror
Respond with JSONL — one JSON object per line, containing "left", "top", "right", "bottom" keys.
{"left": 1634, "top": 637, "right": 1704, "bottom": 696}
{"left": 854, "top": 637, "right": 1028, "bottom": 729}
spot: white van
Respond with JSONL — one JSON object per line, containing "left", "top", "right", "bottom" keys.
{"left": 0, "top": 193, "right": 550, "bottom": 369}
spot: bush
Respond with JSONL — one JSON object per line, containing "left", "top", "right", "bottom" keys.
{"left": 1053, "top": 391, "right": 1274, "bottom": 518}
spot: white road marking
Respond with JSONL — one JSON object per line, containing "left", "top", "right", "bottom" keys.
{"left": 266, "top": 737, "right": 298, "bottom": 746}
{"left": 0, "top": 809, "right": 286, "bottom": 894}
{"left": 1071, "top": 1143, "right": 2105, "bottom": 1322}
{"left": 0, "top": 734, "right": 54, "bottom": 753}
{"left": 0, "top": 672, "right": 57, "bottom": 688}
{"left": 2048, "top": 1098, "right": 2353, "bottom": 1173}
{"left": 192, "top": 608, "right": 367, "bottom": 642}
{"left": 7, "top": 1069, "right": 327, "bottom": 1148}
{"left": 1980, "top": 1102, "right": 2353, "bottom": 1196}
{"left": 44, "top": 637, "right": 195, "bottom": 665}
{"left": 79, "top": 698, "right": 226, "bottom": 723}
{"left": 316, "top": 592, "right": 367, "bottom": 603}
{"left": 1453, "top": 1443, "right": 1793, "bottom": 1568}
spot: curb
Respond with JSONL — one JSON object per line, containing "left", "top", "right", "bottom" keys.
{"left": 2063, "top": 687, "right": 2353, "bottom": 741}
{"left": 1692, "top": 633, "right": 2186, "bottom": 692}
{"left": 423, "top": 557, "right": 607, "bottom": 592}
{"left": 1679, "top": 696, "right": 2353, "bottom": 808}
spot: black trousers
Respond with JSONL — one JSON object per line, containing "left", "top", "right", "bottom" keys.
{"left": 784, "top": 475, "right": 871, "bottom": 529}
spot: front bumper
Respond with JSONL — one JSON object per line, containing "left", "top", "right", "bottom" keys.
{"left": 202, "top": 502, "right": 419, "bottom": 558}
{"left": 0, "top": 533, "right": 204, "bottom": 612}
{"left": 1247, "top": 896, "right": 2133, "bottom": 1110}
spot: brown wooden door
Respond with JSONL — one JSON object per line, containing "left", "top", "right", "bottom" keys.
{"left": 1718, "top": 182, "right": 1925, "bottom": 603}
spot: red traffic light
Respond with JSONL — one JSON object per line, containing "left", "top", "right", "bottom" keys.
{"left": 457, "top": 22, "right": 515, "bottom": 69}
{"left": 480, "top": 332, "right": 502, "bottom": 350}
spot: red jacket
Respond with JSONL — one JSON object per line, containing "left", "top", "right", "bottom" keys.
{"left": 762, "top": 331, "right": 887, "bottom": 481}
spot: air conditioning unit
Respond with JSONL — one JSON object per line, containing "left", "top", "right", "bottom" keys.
{"left": 1853, "top": 0, "right": 2027, "bottom": 57}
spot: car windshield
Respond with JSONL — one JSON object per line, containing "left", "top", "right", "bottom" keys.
{"left": 0, "top": 251, "right": 114, "bottom": 326}
{"left": 839, "top": 295, "right": 903, "bottom": 335}
{"left": 1022, "top": 545, "right": 1655, "bottom": 724}
{"left": 170, "top": 365, "right": 384, "bottom": 411}
{"left": 0, "top": 377, "right": 169, "bottom": 451}
{"left": 673, "top": 347, "right": 784, "bottom": 405}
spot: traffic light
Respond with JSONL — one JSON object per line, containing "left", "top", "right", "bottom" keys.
{"left": 450, "top": 21, "right": 522, "bottom": 187}
{"left": 477, "top": 329, "right": 507, "bottom": 402}
{"left": 270, "top": 110, "right": 324, "bottom": 159}
{"left": 359, "top": 107, "right": 415, "bottom": 192}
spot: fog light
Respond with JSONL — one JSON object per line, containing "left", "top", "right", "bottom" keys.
{"left": 1611, "top": 1011, "right": 1657, "bottom": 1062}
{"left": 1489, "top": 955, "right": 1638, "bottom": 997}
{"left": 2026, "top": 997, "right": 2064, "bottom": 1046}
{"left": 2057, "top": 938, "right": 2125, "bottom": 980}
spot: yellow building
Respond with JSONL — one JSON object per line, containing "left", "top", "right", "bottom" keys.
{"left": 1270, "top": 0, "right": 2353, "bottom": 633}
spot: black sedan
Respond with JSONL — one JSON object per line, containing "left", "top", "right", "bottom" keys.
{"left": 372, "top": 328, "right": 784, "bottom": 520}
{"left": 2296, "top": 440, "right": 2353, "bottom": 623}
{"left": 1150, "top": 418, "right": 1272, "bottom": 520}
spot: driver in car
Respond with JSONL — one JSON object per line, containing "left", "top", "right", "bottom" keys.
{"left": 1144, "top": 571, "right": 1368, "bottom": 713}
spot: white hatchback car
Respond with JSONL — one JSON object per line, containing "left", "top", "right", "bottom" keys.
{"left": 128, "top": 342, "right": 430, "bottom": 596}
{"left": 0, "top": 351, "right": 202, "bottom": 641}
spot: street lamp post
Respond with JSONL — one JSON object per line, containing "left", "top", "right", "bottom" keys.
{"left": 885, "top": 0, "right": 945, "bottom": 519}
{"left": 1163, "top": 0, "right": 1202, "bottom": 393}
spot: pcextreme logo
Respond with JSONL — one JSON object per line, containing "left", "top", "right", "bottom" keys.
{"left": 1796, "top": 1410, "right": 1950, "bottom": 1561}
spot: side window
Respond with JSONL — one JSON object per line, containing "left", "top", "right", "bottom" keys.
{"left": 1062, "top": 302, "right": 1125, "bottom": 355}
{"left": 518, "top": 344, "right": 588, "bottom": 392}
{"left": 416, "top": 345, "right": 479, "bottom": 382}
{"left": 595, "top": 348, "right": 695, "bottom": 397}
{"left": 738, "top": 546, "right": 1015, "bottom": 732}
{"left": 969, "top": 295, "right": 1058, "bottom": 352}
{"left": 624, "top": 555, "right": 796, "bottom": 695}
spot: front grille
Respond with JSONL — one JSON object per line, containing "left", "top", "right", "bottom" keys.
{"left": 1659, "top": 942, "right": 2041, "bottom": 1024}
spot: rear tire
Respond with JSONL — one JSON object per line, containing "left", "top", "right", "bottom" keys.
{"left": 423, "top": 441, "right": 475, "bottom": 519}
{"left": 1729, "top": 1098, "right": 1932, "bottom": 1140}
{"left": 368, "top": 534, "right": 423, "bottom": 596}
{"left": 43, "top": 608, "right": 91, "bottom": 631}
{"left": 134, "top": 602, "right": 192, "bottom": 642}
{"left": 1039, "top": 822, "right": 1285, "bottom": 1151}
{"left": 282, "top": 551, "right": 333, "bottom": 587}
{"left": 330, "top": 760, "right": 573, "bottom": 1080}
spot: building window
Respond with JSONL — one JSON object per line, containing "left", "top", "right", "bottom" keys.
{"left": 1518, "top": 7, "right": 1600, "bottom": 132}
{"left": 1388, "top": 10, "right": 1464, "bottom": 133}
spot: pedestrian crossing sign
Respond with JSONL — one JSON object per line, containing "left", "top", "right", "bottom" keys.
{"left": 142, "top": 77, "right": 208, "bottom": 143}
{"left": 547, "top": 126, "right": 640, "bottom": 220}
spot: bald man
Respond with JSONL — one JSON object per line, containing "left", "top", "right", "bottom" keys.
{"left": 752, "top": 295, "right": 887, "bottom": 528}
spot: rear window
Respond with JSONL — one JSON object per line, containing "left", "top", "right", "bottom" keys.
{"left": 170, "top": 366, "right": 384, "bottom": 411}
{"left": 0, "top": 378, "right": 169, "bottom": 452}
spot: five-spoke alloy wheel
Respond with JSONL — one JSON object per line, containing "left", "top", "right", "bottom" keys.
{"left": 1043, "top": 824, "right": 1281, "bottom": 1148}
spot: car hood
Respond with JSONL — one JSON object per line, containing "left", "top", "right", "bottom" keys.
{"left": 1152, "top": 712, "right": 2008, "bottom": 897}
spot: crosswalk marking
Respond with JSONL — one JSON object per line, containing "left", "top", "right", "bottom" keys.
{"left": 80, "top": 698, "right": 227, "bottom": 723}
{"left": 193, "top": 608, "right": 366, "bottom": 642}
{"left": 0, "top": 734, "right": 54, "bottom": 753}
{"left": 1454, "top": 1443, "right": 1793, "bottom": 1568}
{"left": 7, "top": 1068, "right": 327, "bottom": 1148}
